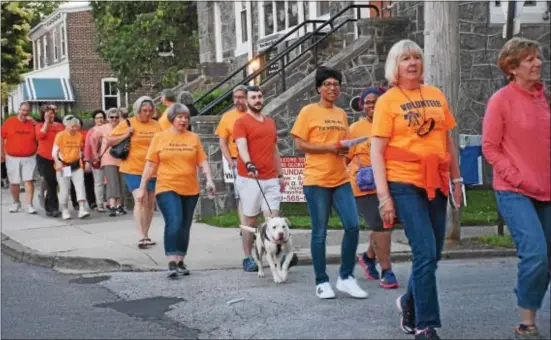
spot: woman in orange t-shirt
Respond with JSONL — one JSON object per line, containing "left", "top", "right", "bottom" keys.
{"left": 137, "top": 103, "right": 215, "bottom": 278}
{"left": 347, "top": 87, "right": 398, "bottom": 290}
{"left": 36, "top": 105, "right": 64, "bottom": 217}
{"left": 52, "top": 115, "right": 90, "bottom": 220}
{"left": 370, "top": 39, "right": 462, "bottom": 338}
{"left": 290, "top": 67, "right": 367, "bottom": 300}
{"left": 108, "top": 96, "right": 162, "bottom": 249}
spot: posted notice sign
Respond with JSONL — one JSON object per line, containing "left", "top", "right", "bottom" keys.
{"left": 280, "top": 157, "right": 305, "bottom": 203}
{"left": 222, "top": 156, "right": 306, "bottom": 203}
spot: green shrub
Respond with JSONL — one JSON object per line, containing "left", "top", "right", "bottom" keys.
{"left": 192, "top": 87, "right": 233, "bottom": 116}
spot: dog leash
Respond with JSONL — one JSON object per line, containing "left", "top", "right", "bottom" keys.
{"left": 254, "top": 178, "right": 273, "bottom": 216}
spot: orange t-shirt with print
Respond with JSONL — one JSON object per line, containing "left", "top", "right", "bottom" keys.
{"left": 233, "top": 113, "right": 278, "bottom": 180}
{"left": 54, "top": 130, "right": 83, "bottom": 169}
{"left": 1, "top": 116, "right": 37, "bottom": 157}
{"left": 215, "top": 109, "right": 246, "bottom": 158}
{"left": 371, "top": 84, "right": 456, "bottom": 189}
{"left": 158, "top": 109, "right": 171, "bottom": 131}
{"left": 146, "top": 130, "right": 207, "bottom": 196}
{"left": 110, "top": 117, "right": 162, "bottom": 175}
{"left": 347, "top": 118, "right": 376, "bottom": 197}
{"left": 290, "top": 103, "right": 350, "bottom": 188}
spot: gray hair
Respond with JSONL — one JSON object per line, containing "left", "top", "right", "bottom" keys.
{"left": 233, "top": 85, "right": 247, "bottom": 95}
{"left": 177, "top": 90, "right": 194, "bottom": 105}
{"left": 133, "top": 96, "right": 155, "bottom": 116}
{"left": 384, "top": 39, "right": 424, "bottom": 85}
{"left": 62, "top": 114, "right": 79, "bottom": 127}
{"left": 106, "top": 107, "right": 120, "bottom": 116}
{"left": 167, "top": 103, "right": 190, "bottom": 123}
{"left": 118, "top": 107, "right": 129, "bottom": 118}
{"left": 161, "top": 89, "right": 177, "bottom": 102}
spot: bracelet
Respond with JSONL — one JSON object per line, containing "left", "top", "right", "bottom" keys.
{"left": 378, "top": 196, "right": 391, "bottom": 209}
{"left": 451, "top": 177, "right": 463, "bottom": 184}
{"left": 277, "top": 174, "right": 283, "bottom": 179}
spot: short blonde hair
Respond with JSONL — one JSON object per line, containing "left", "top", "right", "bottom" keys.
{"left": 384, "top": 39, "right": 424, "bottom": 85}
{"left": 498, "top": 37, "right": 541, "bottom": 81}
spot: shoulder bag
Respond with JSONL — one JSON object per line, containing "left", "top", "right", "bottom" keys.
{"left": 109, "top": 119, "right": 132, "bottom": 160}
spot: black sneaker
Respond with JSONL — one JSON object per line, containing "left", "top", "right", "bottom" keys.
{"left": 415, "top": 328, "right": 440, "bottom": 340}
{"left": 396, "top": 293, "right": 415, "bottom": 334}
{"left": 177, "top": 261, "right": 190, "bottom": 276}
{"left": 116, "top": 205, "right": 127, "bottom": 215}
{"left": 109, "top": 207, "right": 117, "bottom": 217}
{"left": 167, "top": 261, "right": 178, "bottom": 278}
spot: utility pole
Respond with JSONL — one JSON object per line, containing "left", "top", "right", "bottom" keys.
{"left": 423, "top": 1, "right": 462, "bottom": 241}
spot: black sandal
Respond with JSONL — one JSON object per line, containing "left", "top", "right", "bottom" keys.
{"left": 144, "top": 238, "right": 156, "bottom": 246}
{"left": 138, "top": 238, "right": 149, "bottom": 249}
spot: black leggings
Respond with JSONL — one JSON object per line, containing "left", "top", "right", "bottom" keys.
{"left": 36, "top": 155, "right": 59, "bottom": 213}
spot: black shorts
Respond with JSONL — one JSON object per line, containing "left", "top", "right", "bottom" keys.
{"left": 356, "top": 194, "right": 388, "bottom": 231}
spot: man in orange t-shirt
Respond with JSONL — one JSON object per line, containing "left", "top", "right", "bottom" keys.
{"left": 215, "top": 85, "right": 248, "bottom": 230}
{"left": 234, "top": 86, "right": 296, "bottom": 273}
{"left": 1, "top": 102, "right": 38, "bottom": 214}
{"left": 291, "top": 66, "right": 367, "bottom": 300}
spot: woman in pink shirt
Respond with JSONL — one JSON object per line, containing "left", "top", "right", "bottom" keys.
{"left": 482, "top": 37, "right": 550, "bottom": 340}
{"left": 94, "top": 108, "right": 128, "bottom": 217}
{"left": 84, "top": 110, "right": 106, "bottom": 211}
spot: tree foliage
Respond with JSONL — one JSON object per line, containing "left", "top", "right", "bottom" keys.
{"left": 91, "top": 1, "right": 199, "bottom": 92}
{"left": 1, "top": 2, "right": 33, "bottom": 85}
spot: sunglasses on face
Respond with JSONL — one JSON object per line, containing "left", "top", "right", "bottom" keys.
{"left": 416, "top": 118, "right": 435, "bottom": 137}
{"left": 108, "top": 116, "right": 119, "bottom": 119}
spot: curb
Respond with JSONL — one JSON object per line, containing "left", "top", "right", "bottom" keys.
{"left": 2, "top": 233, "right": 517, "bottom": 273}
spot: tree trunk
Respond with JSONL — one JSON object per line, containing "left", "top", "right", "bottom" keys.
{"left": 423, "top": 1, "right": 462, "bottom": 241}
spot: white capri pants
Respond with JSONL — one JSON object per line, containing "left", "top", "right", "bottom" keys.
{"left": 5, "top": 155, "right": 37, "bottom": 184}
{"left": 236, "top": 175, "right": 281, "bottom": 217}
{"left": 92, "top": 168, "right": 105, "bottom": 204}
{"left": 56, "top": 168, "right": 86, "bottom": 206}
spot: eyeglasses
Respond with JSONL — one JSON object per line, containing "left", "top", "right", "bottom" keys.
{"left": 363, "top": 100, "right": 377, "bottom": 106}
{"left": 322, "top": 82, "right": 340, "bottom": 88}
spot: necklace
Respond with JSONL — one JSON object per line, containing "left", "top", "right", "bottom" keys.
{"left": 397, "top": 86, "right": 427, "bottom": 122}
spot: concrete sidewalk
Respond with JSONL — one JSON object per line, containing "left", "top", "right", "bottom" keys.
{"left": 1, "top": 189, "right": 514, "bottom": 272}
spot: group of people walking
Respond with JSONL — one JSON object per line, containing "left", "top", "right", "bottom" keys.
{"left": 1, "top": 36, "right": 548, "bottom": 340}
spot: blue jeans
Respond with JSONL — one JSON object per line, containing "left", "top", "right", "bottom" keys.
{"left": 495, "top": 191, "right": 551, "bottom": 310}
{"left": 303, "top": 183, "right": 360, "bottom": 285}
{"left": 389, "top": 182, "right": 447, "bottom": 330}
{"left": 156, "top": 191, "right": 199, "bottom": 256}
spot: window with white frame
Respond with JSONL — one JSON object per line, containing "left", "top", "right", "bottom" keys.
{"left": 240, "top": 2, "right": 249, "bottom": 43}
{"left": 43, "top": 35, "right": 48, "bottom": 67}
{"left": 261, "top": 1, "right": 299, "bottom": 37}
{"left": 60, "top": 24, "right": 66, "bottom": 58}
{"left": 101, "top": 78, "right": 120, "bottom": 110}
{"left": 317, "top": 1, "right": 330, "bottom": 17}
{"left": 37, "top": 40, "right": 42, "bottom": 69}
{"left": 53, "top": 28, "right": 59, "bottom": 61}
{"left": 490, "top": 1, "right": 549, "bottom": 24}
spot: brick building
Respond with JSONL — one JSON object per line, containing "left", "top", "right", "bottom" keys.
{"left": 7, "top": 1, "right": 154, "bottom": 116}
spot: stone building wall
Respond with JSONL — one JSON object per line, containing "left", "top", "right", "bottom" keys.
{"left": 392, "top": 1, "right": 550, "bottom": 135}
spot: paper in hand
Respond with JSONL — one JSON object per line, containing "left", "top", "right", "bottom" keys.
{"left": 337, "top": 136, "right": 368, "bottom": 148}
{"left": 62, "top": 166, "right": 72, "bottom": 178}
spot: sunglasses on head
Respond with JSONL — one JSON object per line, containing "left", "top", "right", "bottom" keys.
{"left": 416, "top": 118, "right": 435, "bottom": 137}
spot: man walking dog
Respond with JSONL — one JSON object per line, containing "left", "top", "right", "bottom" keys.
{"left": 234, "top": 85, "right": 298, "bottom": 272}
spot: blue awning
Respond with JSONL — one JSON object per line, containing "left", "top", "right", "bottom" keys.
{"left": 23, "top": 77, "right": 75, "bottom": 102}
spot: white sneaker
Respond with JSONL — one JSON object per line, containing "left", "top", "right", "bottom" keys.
{"left": 62, "top": 210, "right": 71, "bottom": 220}
{"left": 336, "top": 276, "right": 369, "bottom": 299}
{"left": 9, "top": 202, "right": 21, "bottom": 213}
{"left": 27, "top": 206, "right": 37, "bottom": 214}
{"left": 315, "top": 282, "right": 336, "bottom": 299}
{"left": 78, "top": 207, "right": 90, "bottom": 219}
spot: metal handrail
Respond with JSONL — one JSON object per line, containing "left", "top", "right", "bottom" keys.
{"left": 196, "top": 3, "right": 380, "bottom": 116}
{"left": 193, "top": 19, "right": 326, "bottom": 107}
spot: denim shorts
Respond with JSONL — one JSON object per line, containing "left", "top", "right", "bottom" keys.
{"left": 123, "top": 173, "right": 156, "bottom": 192}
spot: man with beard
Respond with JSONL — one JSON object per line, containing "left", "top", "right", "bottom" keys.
{"left": 233, "top": 86, "right": 297, "bottom": 272}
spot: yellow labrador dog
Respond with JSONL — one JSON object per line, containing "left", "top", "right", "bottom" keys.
{"left": 240, "top": 217, "right": 294, "bottom": 284}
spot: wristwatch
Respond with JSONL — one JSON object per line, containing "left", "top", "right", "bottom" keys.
{"left": 451, "top": 177, "right": 463, "bottom": 184}
{"left": 278, "top": 174, "right": 283, "bottom": 179}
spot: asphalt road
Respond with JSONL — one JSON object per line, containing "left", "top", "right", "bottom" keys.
{"left": 2, "top": 256, "right": 550, "bottom": 339}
